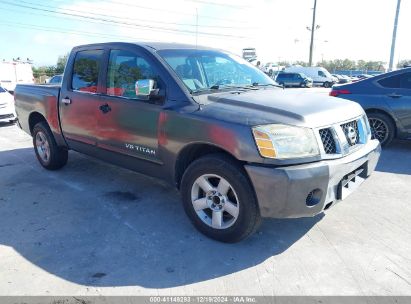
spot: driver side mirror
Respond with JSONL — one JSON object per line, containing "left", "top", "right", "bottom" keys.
{"left": 135, "top": 79, "right": 160, "bottom": 100}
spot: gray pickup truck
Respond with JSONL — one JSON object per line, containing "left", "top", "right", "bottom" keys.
{"left": 15, "top": 42, "right": 381, "bottom": 242}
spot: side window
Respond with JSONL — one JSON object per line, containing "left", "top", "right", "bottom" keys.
{"left": 400, "top": 72, "right": 411, "bottom": 89}
{"left": 318, "top": 71, "right": 326, "bottom": 77}
{"left": 106, "top": 50, "right": 161, "bottom": 99}
{"left": 72, "top": 50, "right": 103, "bottom": 93}
{"left": 378, "top": 74, "right": 401, "bottom": 89}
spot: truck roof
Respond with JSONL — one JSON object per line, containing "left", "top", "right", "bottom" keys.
{"left": 72, "top": 41, "right": 218, "bottom": 52}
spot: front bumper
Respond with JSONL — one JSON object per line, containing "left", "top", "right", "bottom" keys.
{"left": 245, "top": 139, "right": 381, "bottom": 218}
{"left": 0, "top": 103, "right": 16, "bottom": 122}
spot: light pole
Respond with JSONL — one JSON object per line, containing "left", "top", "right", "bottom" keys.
{"left": 308, "top": 0, "right": 318, "bottom": 66}
{"left": 388, "top": 0, "right": 401, "bottom": 71}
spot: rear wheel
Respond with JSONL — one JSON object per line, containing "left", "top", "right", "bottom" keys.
{"left": 181, "top": 154, "right": 261, "bottom": 243}
{"left": 33, "top": 122, "right": 68, "bottom": 170}
{"left": 367, "top": 112, "right": 395, "bottom": 146}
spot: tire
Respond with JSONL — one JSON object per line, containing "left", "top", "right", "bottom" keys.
{"left": 32, "top": 121, "right": 68, "bottom": 170}
{"left": 323, "top": 82, "right": 331, "bottom": 88}
{"left": 367, "top": 112, "right": 395, "bottom": 146}
{"left": 180, "top": 153, "right": 261, "bottom": 243}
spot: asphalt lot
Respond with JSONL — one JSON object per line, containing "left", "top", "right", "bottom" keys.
{"left": 0, "top": 120, "right": 411, "bottom": 296}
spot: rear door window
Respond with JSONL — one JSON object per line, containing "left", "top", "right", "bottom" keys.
{"left": 400, "top": 72, "right": 411, "bottom": 89}
{"left": 378, "top": 72, "right": 411, "bottom": 89}
{"left": 378, "top": 74, "right": 401, "bottom": 89}
{"left": 71, "top": 50, "right": 103, "bottom": 93}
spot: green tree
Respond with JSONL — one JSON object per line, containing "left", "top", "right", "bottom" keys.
{"left": 56, "top": 53, "right": 69, "bottom": 74}
{"left": 317, "top": 59, "right": 356, "bottom": 72}
{"left": 397, "top": 59, "right": 411, "bottom": 68}
{"left": 293, "top": 61, "right": 308, "bottom": 67}
{"left": 277, "top": 60, "right": 291, "bottom": 67}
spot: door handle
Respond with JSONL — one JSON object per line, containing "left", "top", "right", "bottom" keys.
{"left": 61, "top": 97, "right": 71, "bottom": 105}
{"left": 387, "top": 93, "right": 402, "bottom": 98}
{"left": 99, "top": 103, "right": 111, "bottom": 114}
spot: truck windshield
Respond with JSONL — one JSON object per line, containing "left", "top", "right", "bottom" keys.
{"left": 157, "top": 49, "right": 275, "bottom": 93}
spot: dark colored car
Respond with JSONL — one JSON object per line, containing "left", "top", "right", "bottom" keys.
{"left": 330, "top": 68, "right": 411, "bottom": 145}
{"left": 332, "top": 74, "right": 350, "bottom": 84}
{"left": 275, "top": 72, "right": 313, "bottom": 88}
{"left": 48, "top": 74, "right": 63, "bottom": 84}
{"left": 14, "top": 42, "right": 381, "bottom": 242}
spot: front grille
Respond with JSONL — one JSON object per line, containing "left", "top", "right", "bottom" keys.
{"left": 319, "top": 128, "right": 337, "bottom": 154}
{"left": 0, "top": 114, "right": 14, "bottom": 120}
{"left": 341, "top": 120, "right": 359, "bottom": 146}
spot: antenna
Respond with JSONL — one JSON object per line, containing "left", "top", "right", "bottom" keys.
{"left": 196, "top": 8, "right": 198, "bottom": 48}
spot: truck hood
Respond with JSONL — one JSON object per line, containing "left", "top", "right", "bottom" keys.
{"left": 193, "top": 88, "right": 364, "bottom": 128}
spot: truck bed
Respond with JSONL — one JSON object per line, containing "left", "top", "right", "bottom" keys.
{"left": 14, "top": 84, "right": 63, "bottom": 142}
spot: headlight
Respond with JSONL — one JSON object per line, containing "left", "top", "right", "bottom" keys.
{"left": 252, "top": 124, "right": 320, "bottom": 159}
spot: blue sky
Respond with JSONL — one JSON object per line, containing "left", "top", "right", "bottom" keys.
{"left": 1, "top": 0, "right": 410, "bottom": 67}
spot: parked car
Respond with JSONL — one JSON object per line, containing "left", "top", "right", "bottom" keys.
{"left": 48, "top": 74, "right": 63, "bottom": 85}
{"left": 265, "top": 63, "right": 284, "bottom": 76}
{"left": 357, "top": 74, "right": 374, "bottom": 80}
{"left": 330, "top": 67, "right": 411, "bottom": 146}
{"left": 14, "top": 42, "right": 380, "bottom": 242}
{"left": 275, "top": 72, "right": 313, "bottom": 88}
{"left": 284, "top": 66, "right": 336, "bottom": 88}
{"left": 332, "top": 74, "right": 350, "bottom": 84}
{"left": 0, "top": 86, "right": 16, "bottom": 123}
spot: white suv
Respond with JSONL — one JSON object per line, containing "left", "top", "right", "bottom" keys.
{"left": 0, "top": 86, "right": 16, "bottom": 123}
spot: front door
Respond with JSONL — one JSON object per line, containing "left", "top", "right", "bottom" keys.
{"left": 378, "top": 71, "right": 411, "bottom": 132}
{"left": 97, "top": 48, "right": 166, "bottom": 164}
{"left": 59, "top": 49, "right": 104, "bottom": 146}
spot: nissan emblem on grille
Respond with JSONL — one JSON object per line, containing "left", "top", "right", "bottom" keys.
{"left": 346, "top": 126, "right": 358, "bottom": 145}
{"left": 341, "top": 120, "right": 359, "bottom": 146}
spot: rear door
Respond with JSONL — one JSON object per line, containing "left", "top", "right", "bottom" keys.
{"left": 59, "top": 49, "right": 104, "bottom": 147}
{"left": 96, "top": 47, "right": 166, "bottom": 164}
{"left": 378, "top": 72, "right": 411, "bottom": 132}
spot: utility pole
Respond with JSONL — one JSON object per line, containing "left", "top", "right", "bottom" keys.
{"left": 308, "top": 0, "right": 317, "bottom": 66}
{"left": 388, "top": 0, "right": 401, "bottom": 71}
{"left": 195, "top": 8, "right": 198, "bottom": 48}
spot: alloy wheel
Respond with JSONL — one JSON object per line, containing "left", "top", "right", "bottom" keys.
{"left": 35, "top": 131, "right": 50, "bottom": 163}
{"left": 369, "top": 117, "right": 389, "bottom": 144}
{"left": 191, "top": 174, "right": 240, "bottom": 229}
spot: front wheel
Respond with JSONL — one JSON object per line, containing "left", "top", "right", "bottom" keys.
{"left": 323, "top": 82, "right": 331, "bottom": 88}
{"left": 33, "top": 122, "right": 68, "bottom": 170}
{"left": 180, "top": 154, "right": 261, "bottom": 243}
{"left": 367, "top": 112, "right": 395, "bottom": 146}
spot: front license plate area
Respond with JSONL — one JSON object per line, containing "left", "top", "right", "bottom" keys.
{"left": 337, "top": 163, "right": 367, "bottom": 200}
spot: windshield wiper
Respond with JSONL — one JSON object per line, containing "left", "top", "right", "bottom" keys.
{"left": 251, "top": 82, "right": 283, "bottom": 89}
{"left": 192, "top": 84, "right": 240, "bottom": 93}
{"left": 192, "top": 83, "right": 280, "bottom": 94}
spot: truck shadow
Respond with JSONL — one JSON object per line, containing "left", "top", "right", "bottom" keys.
{"left": 0, "top": 121, "right": 16, "bottom": 128}
{"left": 0, "top": 147, "right": 325, "bottom": 288}
{"left": 376, "top": 139, "right": 411, "bottom": 175}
